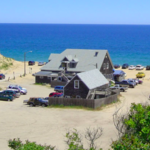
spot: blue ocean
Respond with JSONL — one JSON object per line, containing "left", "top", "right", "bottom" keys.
{"left": 0, "top": 24, "right": 150, "bottom": 66}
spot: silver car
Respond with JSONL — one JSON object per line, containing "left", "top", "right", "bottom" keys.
{"left": 5, "top": 89, "right": 20, "bottom": 98}
{"left": 7, "top": 84, "right": 27, "bottom": 95}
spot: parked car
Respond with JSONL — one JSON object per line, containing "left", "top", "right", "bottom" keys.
{"left": 115, "top": 80, "right": 135, "bottom": 88}
{"left": 114, "top": 64, "right": 120, "bottom": 69}
{"left": 128, "top": 65, "right": 135, "bottom": 70}
{"left": 136, "top": 72, "right": 145, "bottom": 78}
{"left": 54, "top": 86, "right": 64, "bottom": 92}
{"left": 24, "top": 97, "right": 48, "bottom": 107}
{"left": 0, "top": 92, "right": 14, "bottom": 101}
{"left": 38, "top": 61, "right": 45, "bottom": 66}
{"left": 28, "top": 61, "right": 35, "bottom": 66}
{"left": 49, "top": 92, "right": 63, "bottom": 97}
{"left": 4, "top": 89, "right": 20, "bottom": 98}
{"left": 146, "top": 65, "right": 150, "bottom": 70}
{"left": 1, "top": 90, "right": 17, "bottom": 98}
{"left": 122, "top": 64, "right": 129, "bottom": 69}
{"left": 133, "top": 78, "right": 143, "bottom": 84}
{"left": 0, "top": 74, "right": 5, "bottom": 80}
{"left": 135, "top": 65, "right": 144, "bottom": 70}
{"left": 44, "top": 97, "right": 49, "bottom": 100}
{"left": 110, "top": 84, "right": 128, "bottom": 92}
{"left": 127, "top": 78, "right": 138, "bottom": 85}
{"left": 7, "top": 84, "right": 27, "bottom": 95}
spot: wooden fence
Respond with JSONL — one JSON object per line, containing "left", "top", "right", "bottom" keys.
{"left": 49, "top": 92, "right": 118, "bottom": 109}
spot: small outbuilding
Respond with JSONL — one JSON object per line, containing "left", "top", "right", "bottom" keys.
{"left": 64, "top": 69, "right": 109, "bottom": 99}
{"left": 34, "top": 71, "right": 58, "bottom": 84}
{"left": 113, "top": 70, "right": 126, "bottom": 82}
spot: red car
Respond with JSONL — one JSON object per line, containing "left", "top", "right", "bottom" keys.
{"left": 0, "top": 74, "right": 5, "bottom": 80}
{"left": 49, "top": 92, "right": 63, "bottom": 97}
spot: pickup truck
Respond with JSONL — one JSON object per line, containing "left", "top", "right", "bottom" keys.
{"left": 115, "top": 80, "right": 135, "bottom": 88}
{"left": 110, "top": 84, "right": 128, "bottom": 92}
{"left": 23, "top": 97, "right": 48, "bottom": 107}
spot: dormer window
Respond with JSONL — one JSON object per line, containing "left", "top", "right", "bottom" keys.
{"left": 70, "top": 62, "right": 77, "bottom": 68}
{"left": 95, "top": 52, "right": 98, "bottom": 57}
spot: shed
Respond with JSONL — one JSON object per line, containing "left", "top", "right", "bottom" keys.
{"left": 113, "top": 70, "right": 126, "bottom": 81}
{"left": 64, "top": 69, "right": 109, "bottom": 99}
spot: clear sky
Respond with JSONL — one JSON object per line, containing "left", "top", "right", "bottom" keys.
{"left": 1, "top": 0, "right": 150, "bottom": 24}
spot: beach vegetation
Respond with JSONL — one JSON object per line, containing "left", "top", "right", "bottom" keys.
{"left": 0, "top": 54, "right": 14, "bottom": 70}
{"left": 111, "top": 102, "right": 150, "bottom": 149}
{"left": 0, "top": 62, "right": 13, "bottom": 70}
{"left": 8, "top": 127, "right": 103, "bottom": 150}
{"left": 8, "top": 138, "right": 55, "bottom": 150}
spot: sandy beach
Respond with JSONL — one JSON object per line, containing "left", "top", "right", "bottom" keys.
{"left": 0, "top": 60, "right": 150, "bottom": 150}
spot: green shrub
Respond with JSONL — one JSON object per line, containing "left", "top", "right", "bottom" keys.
{"left": 111, "top": 103, "right": 150, "bottom": 149}
{"left": 0, "top": 62, "right": 13, "bottom": 70}
{"left": 8, "top": 138, "right": 55, "bottom": 150}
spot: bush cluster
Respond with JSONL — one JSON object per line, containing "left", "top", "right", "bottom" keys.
{"left": 8, "top": 138, "right": 55, "bottom": 150}
{"left": 111, "top": 103, "right": 150, "bottom": 149}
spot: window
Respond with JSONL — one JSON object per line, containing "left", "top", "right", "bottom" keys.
{"left": 39, "top": 76, "right": 44, "bottom": 79}
{"left": 103, "top": 63, "right": 107, "bottom": 70}
{"left": 69, "top": 63, "right": 77, "bottom": 68}
{"left": 95, "top": 52, "right": 98, "bottom": 57}
{"left": 74, "top": 80, "right": 79, "bottom": 89}
{"left": 106, "top": 62, "right": 109, "bottom": 69}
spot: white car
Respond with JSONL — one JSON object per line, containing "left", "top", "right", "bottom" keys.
{"left": 135, "top": 65, "right": 144, "bottom": 70}
{"left": 38, "top": 62, "right": 45, "bottom": 66}
{"left": 128, "top": 65, "right": 135, "bottom": 70}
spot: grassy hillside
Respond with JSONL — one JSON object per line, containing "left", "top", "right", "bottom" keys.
{"left": 0, "top": 54, "right": 14, "bottom": 70}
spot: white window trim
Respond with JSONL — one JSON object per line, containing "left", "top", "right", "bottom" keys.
{"left": 40, "top": 76, "right": 44, "bottom": 79}
{"left": 74, "top": 80, "right": 79, "bottom": 89}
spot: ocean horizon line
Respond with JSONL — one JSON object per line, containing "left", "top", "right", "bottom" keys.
{"left": 0, "top": 23, "right": 150, "bottom": 26}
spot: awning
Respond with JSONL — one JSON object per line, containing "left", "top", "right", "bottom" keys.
{"left": 34, "top": 71, "right": 52, "bottom": 77}
{"left": 113, "top": 70, "right": 125, "bottom": 76}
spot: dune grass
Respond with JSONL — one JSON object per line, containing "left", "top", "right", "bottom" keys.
{"left": 0, "top": 55, "right": 14, "bottom": 70}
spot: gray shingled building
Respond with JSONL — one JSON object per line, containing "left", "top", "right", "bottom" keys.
{"left": 64, "top": 69, "right": 109, "bottom": 99}
{"left": 35, "top": 49, "right": 114, "bottom": 84}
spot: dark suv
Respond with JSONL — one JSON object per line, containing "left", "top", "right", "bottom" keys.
{"left": 1, "top": 90, "right": 16, "bottom": 98}
{"left": 28, "top": 61, "right": 35, "bottom": 65}
{"left": 122, "top": 64, "right": 129, "bottom": 69}
{"left": 26, "top": 97, "right": 48, "bottom": 107}
{"left": 0, "top": 92, "right": 14, "bottom": 101}
{"left": 146, "top": 65, "right": 150, "bottom": 70}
